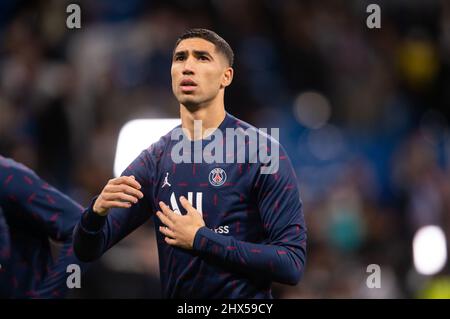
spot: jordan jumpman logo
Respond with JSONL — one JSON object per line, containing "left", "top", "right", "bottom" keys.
{"left": 161, "top": 172, "right": 171, "bottom": 188}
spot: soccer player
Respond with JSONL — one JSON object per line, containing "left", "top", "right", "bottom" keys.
{"left": 0, "top": 155, "right": 86, "bottom": 298}
{"left": 73, "top": 28, "right": 307, "bottom": 298}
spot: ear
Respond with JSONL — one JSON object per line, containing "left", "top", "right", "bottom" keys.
{"left": 220, "top": 67, "right": 234, "bottom": 88}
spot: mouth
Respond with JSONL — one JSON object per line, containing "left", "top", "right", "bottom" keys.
{"left": 180, "top": 79, "right": 197, "bottom": 92}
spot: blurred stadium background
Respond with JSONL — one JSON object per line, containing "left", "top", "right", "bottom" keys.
{"left": 1, "top": 0, "right": 450, "bottom": 298}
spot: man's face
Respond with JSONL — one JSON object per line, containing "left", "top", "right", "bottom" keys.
{"left": 171, "top": 38, "right": 232, "bottom": 108}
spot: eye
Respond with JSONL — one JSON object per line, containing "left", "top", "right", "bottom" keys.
{"left": 175, "top": 55, "right": 185, "bottom": 61}
{"left": 199, "top": 55, "right": 209, "bottom": 61}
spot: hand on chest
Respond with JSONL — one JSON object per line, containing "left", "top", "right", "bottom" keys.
{"left": 155, "top": 163, "right": 251, "bottom": 229}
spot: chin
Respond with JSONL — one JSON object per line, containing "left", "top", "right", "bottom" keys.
{"left": 179, "top": 96, "right": 202, "bottom": 110}
{"left": 182, "top": 103, "right": 202, "bottom": 112}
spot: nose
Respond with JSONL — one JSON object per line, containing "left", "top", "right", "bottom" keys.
{"left": 182, "top": 56, "right": 195, "bottom": 75}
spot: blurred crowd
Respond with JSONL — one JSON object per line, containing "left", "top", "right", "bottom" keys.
{"left": 1, "top": 0, "right": 450, "bottom": 298}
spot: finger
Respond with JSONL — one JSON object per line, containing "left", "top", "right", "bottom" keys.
{"left": 159, "top": 201, "right": 176, "bottom": 221}
{"left": 102, "top": 200, "right": 132, "bottom": 209}
{"left": 164, "top": 236, "right": 177, "bottom": 246}
{"left": 159, "top": 226, "right": 176, "bottom": 239}
{"left": 179, "top": 196, "right": 196, "bottom": 214}
{"left": 156, "top": 211, "right": 174, "bottom": 229}
{"left": 109, "top": 176, "right": 141, "bottom": 189}
{"left": 125, "top": 175, "right": 141, "bottom": 189}
{"left": 106, "top": 184, "right": 144, "bottom": 199}
{"left": 103, "top": 192, "right": 139, "bottom": 204}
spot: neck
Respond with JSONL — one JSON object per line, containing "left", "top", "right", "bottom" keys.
{"left": 180, "top": 94, "right": 226, "bottom": 140}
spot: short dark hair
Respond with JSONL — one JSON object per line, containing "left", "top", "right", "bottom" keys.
{"left": 174, "top": 28, "right": 234, "bottom": 67}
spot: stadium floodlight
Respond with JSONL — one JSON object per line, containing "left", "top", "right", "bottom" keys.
{"left": 113, "top": 118, "right": 180, "bottom": 177}
{"left": 413, "top": 225, "right": 447, "bottom": 275}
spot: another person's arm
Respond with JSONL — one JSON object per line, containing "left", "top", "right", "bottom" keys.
{"left": 0, "top": 156, "right": 91, "bottom": 297}
{"left": 0, "top": 156, "right": 83, "bottom": 241}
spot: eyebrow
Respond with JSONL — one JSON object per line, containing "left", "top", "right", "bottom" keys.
{"left": 173, "top": 50, "right": 214, "bottom": 60}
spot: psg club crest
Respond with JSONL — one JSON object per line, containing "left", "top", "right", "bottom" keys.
{"left": 209, "top": 168, "right": 227, "bottom": 187}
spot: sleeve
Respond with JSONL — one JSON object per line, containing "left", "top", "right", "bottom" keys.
{"left": 0, "top": 157, "right": 84, "bottom": 241}
{"left": 192, "top": 146, "right": 307, "bottom": 285}
{"left": 73, "top": 145, "right": 159, "bottom": 262}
